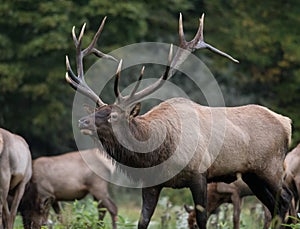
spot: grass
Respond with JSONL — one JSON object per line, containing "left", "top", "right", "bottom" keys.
{"left": 12, "top": 194, "right": 298, "bottom": 229}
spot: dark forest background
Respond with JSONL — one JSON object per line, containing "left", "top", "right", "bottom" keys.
{"left": 1, "top": 0, "right": 300, "bottom": 158}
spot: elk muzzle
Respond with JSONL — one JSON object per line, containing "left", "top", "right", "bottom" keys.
{"left": 78, "top": 116, "right": 96, "bottom": 135}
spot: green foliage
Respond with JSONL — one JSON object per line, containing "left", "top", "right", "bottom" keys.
{"left": 33, "top": 198, "right": 136, "bottom": 229}
{"left": 116, "top": 215, "right": 136, "bottom": 228}
{"left": 61, "top": 199, "right": 103, "bottom": 229}
{"left": 0, "top": 0, "right": 195, "bottom": 157}
{"left": 160, "top": 188, "right": 193, "bottom": 206}
{"left": 1, "top": 1, "right": 300, "bottom": 155}
{"left": 12, "top": 196, "right": 271, "bottom": 229}
{"left": 282, "top": 214, "right": 300, "bottom": 228}
{"left": 40, "top": 199, "right": 104, "bottom": 229}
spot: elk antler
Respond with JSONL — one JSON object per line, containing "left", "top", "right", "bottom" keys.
{"left": 178, "top": 13, "right": 238, "bottom": 62}
{"left": 114, "top": 45, "right": 173, "bottom": 108}
{"left": 170, "top": 13, "right": 238, "bottom": 75}
{"left": 66, "top": 14, "right": 238, "bottom": 109}
{"left": 65, "top": 17, "right": 117, "bottom": 107}
{"left": 114, "top": 13, "right": 238, "bottom": 108}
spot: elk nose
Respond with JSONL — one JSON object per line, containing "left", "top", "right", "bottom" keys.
{"left": 78, "top": 118, "right": 90, "bottom": 128}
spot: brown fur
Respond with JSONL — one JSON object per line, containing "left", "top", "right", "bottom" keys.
{"left": 80, "top": 97, "right": 292, "bottom": 229}
{"left": 0, "top": 128, "right": 32, "bottom": 229}
{"left": 19, "top": 149, "right": 117, "bottom": 229}
{"left": 284, "top": 143, "right": 300, "bottom": 213}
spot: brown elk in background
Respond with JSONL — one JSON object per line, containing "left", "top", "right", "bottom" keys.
{"left": 284, "top": 143, "right": 300, "bottom": 214}
{"left": 0, "top": 128, "right": 32, "bottom": 229}
{"left": 19, "top": 149, "right": 117, "bottom": 229}
{"left": 184, "top": 179, "right": 271, "bottom": 229}
{"left": 65, "top": 14, "right": 292, "bottom": 228}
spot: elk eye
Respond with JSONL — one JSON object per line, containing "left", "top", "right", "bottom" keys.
{"left": 110, "top": 112, "right": 118, "bottom": 121}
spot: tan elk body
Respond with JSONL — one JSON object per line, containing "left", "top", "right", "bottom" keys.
{"left": 0, "top": 128, "right": 32, "bottom": 229}
{"left": 284, "top": 143, "right": 300, "bottom": 212}
{"left": 19, "top": 149, "right": 117, "bottom": 229}
{"left": 65, "top": 14, "right": 293, "bottom": 228}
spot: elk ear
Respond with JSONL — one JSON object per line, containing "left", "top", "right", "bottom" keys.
{"left": 130, "top": 103, "right": 141, "bottom": 117}
{"left": 83, "top": 104, "right": 96, "bottom": 114}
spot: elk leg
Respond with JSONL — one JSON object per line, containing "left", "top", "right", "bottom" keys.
{"left": 0, "top": 202, "right": 9, "bottom": 229}
{"left": 281, "top": 184, "right": 294, "bottom": 224}
{"left": 263, "top": 205, "right": 272, "bottom": 229}
{"left": 243, "top": 174, "right": 275, "bottom": 213}
{"left": 189, "top": 175, "right": 207, "bottom": 229}
{"left": 97, "top": 197, "right": 118, "bottom": 229}
{"left": 0, "top": 204, "right": 2, "bottom": 229}
{"left": 97, "top": 201, "right": 107, "bottom": 221}
{"left": 20, "top": 211, "right": 32, "bottom": 229}
{"left": 3, "top": 202, "right": 10, "bottom": 229}
{"left": 231, "top": 190, "right": 241, "bottom": 229}
{"left": 243, "top": 173, "right": 292, "bottom": 225}
{"left": 138, "top": 186, "right": 162, "bottom": 229}
{"left": 0, "top": 174, "right": 10, "bottom": 229}
{"left": 52, "top": 200, "right": 62, "bottom": 222}
{"left": 52, "top": 200, "right": 61, "bottom": 214}
{"left": 9, "top": 181, "right": 26, "bottom": 229}
{"left": 90, "top": 184, "right": 118, "bottom": 229}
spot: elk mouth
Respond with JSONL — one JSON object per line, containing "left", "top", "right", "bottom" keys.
{"left": 80, "top": 129, "right": 95, "bottom": 135}
{"left": 78, "top": 118, "right": 96, "bottom": 136}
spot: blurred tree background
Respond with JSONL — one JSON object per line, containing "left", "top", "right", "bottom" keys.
{"left": 0, "top": 0, "right": 300, "bottom": 159}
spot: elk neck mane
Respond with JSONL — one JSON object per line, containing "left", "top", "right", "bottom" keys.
{"left": 96, "top": 100, "right": 183, "bottom": 178}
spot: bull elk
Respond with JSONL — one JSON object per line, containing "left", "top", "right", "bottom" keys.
{"left": 0, "top": 128, "right": 32, "bottom": 229}
{"left": 19, "top": 148, "right": 117, "bottom": 229}
{"left": 64, "top": 14, "right": 292, "bottom": 228}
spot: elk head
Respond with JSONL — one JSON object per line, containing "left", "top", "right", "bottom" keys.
{"left": 65, "top": 13, "right": 238, "bottom": 160}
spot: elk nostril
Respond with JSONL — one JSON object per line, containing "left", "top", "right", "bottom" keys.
{"left": 78, "top": 118, "right": 90, "bottom": 127}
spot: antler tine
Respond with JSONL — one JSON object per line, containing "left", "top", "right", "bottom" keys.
{"left": 66, "top": 55, "right": 80, "bottom": 84}
{"left": 65, "top": 71, "right": 104, "bottom": 107}
{"left": 80, "top": 17, "right": 118, "bottom": 62}
{"left": 129, "top": 66, "right": 145, "bottom": 98}
{"left": 84, "top": 16, "right": 104, "bottom": 54}
{"left": 191, "top": 14, "right": 204, "bottom": 47}
{"left": 114, "top": 14, "right": 238, "bottom": 109}
{"left": 72, "top": 26, "right": 78, "bottom": 46}
{"left": 114, "top": 59, "right": 124, "bottom": 103}
{"left": 168, "top": 44, "right": 174, "bottom": 65}
{"left": 177, "top": 13, "right": 239, "bottom": 63}
{"left": 202, "top": 43, "right": 239, "bottom": 63}
{"left": 72, "top": 23, "right": 87, "bottom": 79}
{"left": 65, "top": 72, "right": 77, "bottom": 91}
{"left": 78, "top": 22, "right": 87, "bottom": 48}
{"left": 65, "top": 56, "right": 105, "bottom": 107}
{"left": 117, "top": 44, "right": 173, "bottom": 108}
{"left": 178, "top": 13, "right": 185, "bottom": 47}
{"left": 66, "top": 17, "right": 117, "bottom": 107}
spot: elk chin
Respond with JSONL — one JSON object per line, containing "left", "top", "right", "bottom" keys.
{"left": 80, "top": 129, "right": 94, "bottom": 135}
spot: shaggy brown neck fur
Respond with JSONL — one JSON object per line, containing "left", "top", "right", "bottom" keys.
{"left": 96, "top": 116, "right": 177, "bottom": 180}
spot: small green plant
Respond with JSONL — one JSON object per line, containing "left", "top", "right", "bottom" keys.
{"left": 218, "top": 221, "right": 230, "bottom": 229}
{"left": 42, "top": 198, "right": 136, "bottom": 229}
{"left": 282, "top": 213, "right": 300, "bottom": 228}
{"left": 60, "top": 199, "right": 104, "bottom": 229}
{"left": 116, "top": 215, "right": 136, "bottom": 228}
